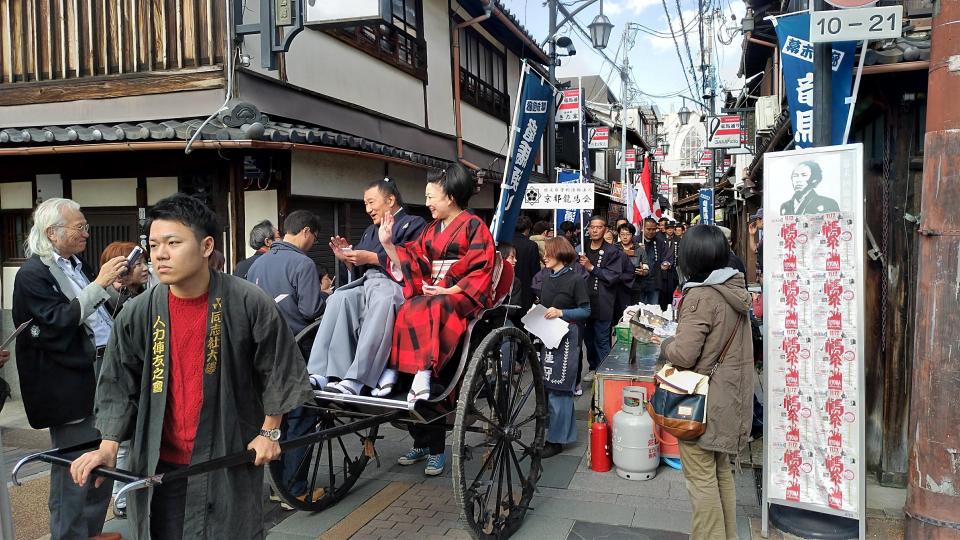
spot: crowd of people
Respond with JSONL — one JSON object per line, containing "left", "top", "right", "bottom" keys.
{"left": 3, "top": 163, "right": 757, "bottom": 540}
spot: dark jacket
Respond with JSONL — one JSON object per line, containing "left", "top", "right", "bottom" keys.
{"left": 511, "top": 232, "right": 542, "bottom": 314}
{"left": 233, "top": 250, "right": 266, "bottom": 280}
{"left": 779, "top": 190, "right": 840, "bottom": 215}
{"left": 246, "top": 241, "right": 327, "bottom": 335}
{"left": 12, "top": 254, "right": 110, "bottom": 429}
{"left": 659, "top": 269, "right": 754, "bottom": 454}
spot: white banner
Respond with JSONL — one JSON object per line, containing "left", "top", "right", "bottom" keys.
{"left": 522, "top": 183, "right": 595, "bottom": 210}
{"left": 556, "top": 89, "right": 581, "bottom": 123}
{"left": 763, "top": 144, "right": 865, "bottom": 526}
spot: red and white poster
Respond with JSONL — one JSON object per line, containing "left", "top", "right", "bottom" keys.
{"left": 588, "top": 126, "right": 609, "bottom": 149}
{"left": 762, "top": 145, "right": 865, "bottom": 531}
{"left": 556, "top": 88, "right": 581, "bottom": 123}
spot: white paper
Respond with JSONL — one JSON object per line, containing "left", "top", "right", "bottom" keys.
{"left": 520, "top": 305, "right": 570, "bottom": 349}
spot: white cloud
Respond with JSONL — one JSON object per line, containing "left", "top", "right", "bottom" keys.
{"left": 605, "top": 0, "right": 624, "bottom": 16}
{"left": 626, "top": 0, "right": 661, "bottom": 14}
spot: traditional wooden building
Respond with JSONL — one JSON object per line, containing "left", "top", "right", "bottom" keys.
{"left": 0, "top": 0, "right": 547, "bottom": 397}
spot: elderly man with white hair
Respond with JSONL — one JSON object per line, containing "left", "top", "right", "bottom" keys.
{"left": 11, "top": 198, "right": 128, "bottom": 540}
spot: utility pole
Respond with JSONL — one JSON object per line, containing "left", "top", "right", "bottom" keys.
{"left": 546, "top": 0, "right": 558, "bottom": 182}
{"left": 812, "top": 0, "right": 832, "bottom": 147}
{"left": 704, "top": 8, "right": 716, "bottom": 201}
{"left": 619, "top": 26, "right": 637, "bottom": 189}
{"left": 905, "top": 0, "right": 960, "bottom": 536}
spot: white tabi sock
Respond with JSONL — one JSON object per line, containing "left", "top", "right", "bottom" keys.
{"left": 408, "top": 370, "right": 432, "bottom": 402}
{"left": 336, "top": 379, "right": 363, "bottom": 395}
{"left": 372, "top": 369, "right": 398, "bottom": 397}
{"left": 309, "top": 374, "right": 328, "bottom": 390}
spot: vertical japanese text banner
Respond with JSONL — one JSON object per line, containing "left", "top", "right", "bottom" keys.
{"left": 773, "top": 13, "right": 857, "bottom": 148}
{"left": 554, "top": 169, "right": 583, "bottom": 233}
{"left": 491, "top": 63, "right": 554, "bottom": 243}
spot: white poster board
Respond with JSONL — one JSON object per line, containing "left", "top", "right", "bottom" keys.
{"left": 556, "top": 89, "right": 581, "bottom": 123}
{"left": 762, "top": 144, "right": 865, "bottom": 538}
{"left": 521, "top": 183, "right": 595, "bottom": 210}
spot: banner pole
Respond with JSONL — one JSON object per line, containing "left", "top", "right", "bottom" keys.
{"left": 491, "top": 60, "right": 529, "bottom": 242}
{"left": 843, "top": 40, "right": 868, "bottom": 145}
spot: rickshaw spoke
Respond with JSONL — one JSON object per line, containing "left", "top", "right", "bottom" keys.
{"left": 513, "top": 412, "right": 540, "bottom": 430}
{"left": 505, "top": 341, "right": 529, "bottom": 416}
{"left": 507, "top": 443, "right": 529, "bottom": 490}
{"left": 509, "top": 382, "right": 536, "bottom": 424}
{"left": 306, "top": 439, "right": 324, "bottom": 501}
{"left": 326, "top": 438, "right": 336, "bottom": 492}
{"left": 471, "top": 439, "right": 503, "bottom": 488}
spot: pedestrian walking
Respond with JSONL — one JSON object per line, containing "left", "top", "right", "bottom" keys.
{"left": 638, "top": 217, "right": 673, "bottom": 306}
{"left": 538, "top": 237, "right": 591, "bottom": 458}
{"left": 653, "top": 225, "right": 753, "bottom": 540}
{"left": 12, "top": 198, "right": 129, "bottom": 540}
{"left": 70, "top": 193, "right": 312, "bottom": 540}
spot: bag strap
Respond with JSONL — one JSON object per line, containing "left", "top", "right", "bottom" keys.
{"left": 709, "top": 313, "right": 744, "bottom": 377}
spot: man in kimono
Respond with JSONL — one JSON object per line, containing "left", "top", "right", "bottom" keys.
{"left": 578, "top": 215, "right": 634, "bottom": 384}
{"left": 780, "top": 161, "right": 840, "bottom": 215}
{"left": 70, "top": 193, "right": 312, "bottom": 540}
{"left": 307, "top": 178, "right": 426, "bottom": 396}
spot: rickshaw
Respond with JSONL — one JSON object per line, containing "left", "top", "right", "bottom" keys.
{"left": 12, "top": 256, "right": 548, "bottom": 540}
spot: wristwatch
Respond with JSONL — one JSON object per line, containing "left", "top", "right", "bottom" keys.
{"left": 259, "top": 428, "right": 281, "bottom": 441}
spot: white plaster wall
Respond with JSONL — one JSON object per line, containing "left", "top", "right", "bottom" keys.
{"left": 243, "top": 190, "right": 279, "bottom": 258}
{"left": 147, "top": 177, "right": 179, "bottom": 205}
{"left": 458, "top": 45, "right": 520, "bottom": 156}
{"left": 72, "top": 179, "right": 137, "bottom": 207}
{"left": 292, "top": 151, "right": 387, "bottom": 199}
{"left": 36, "top": 174, "right": 63, "bottom": 202}
{"left": 2, "top": 267, "right": 17, "bottom": 310}
{"left": 0, "top": 182, "right": 32, "bottom": 209}
{"left": 424, "top": 0, "right": 456, "bottom": 136}
{"left": 0, "top": 89, "right": 225, "bottom": 128}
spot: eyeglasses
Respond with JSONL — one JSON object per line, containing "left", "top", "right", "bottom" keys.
{"left": 54, "top": 223, "right": 90, "bottom": 233}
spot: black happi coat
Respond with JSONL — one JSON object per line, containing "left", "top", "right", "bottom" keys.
{"left": 583, "top": 241, "right": 634, "bottom": 321}
{"left": 95, "top": 270, "right": 312, "bottom": 539}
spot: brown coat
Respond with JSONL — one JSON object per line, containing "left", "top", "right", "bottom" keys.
{"left": 660, "top": 270, "right": 754, "bottom": 455}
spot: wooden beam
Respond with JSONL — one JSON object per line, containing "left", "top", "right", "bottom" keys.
{"left": 0, "top": 67, "right": 223, "bottom": 106}
{"left": 862, "top": 61, "right": 930, "bottom": 75}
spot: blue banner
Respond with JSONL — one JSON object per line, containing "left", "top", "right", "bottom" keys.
{"left": 491, "top": 63, "right": 553, "bottom": 243}
{"left": 700, "top": 188, "right": 714, "bottom": 225}
{"left": 773, "top": 12, "right": 857, "bottom": 148}
{"left": 554, "top": 169, "right": 582, "bottom": 232}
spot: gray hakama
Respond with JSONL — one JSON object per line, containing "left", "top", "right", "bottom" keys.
{"left": 307, "top": 270, "right": 404, "bottom": 388}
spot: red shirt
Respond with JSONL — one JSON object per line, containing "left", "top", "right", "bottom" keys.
{"left": 159, "top": 290, "right": 208, "bottom": 465}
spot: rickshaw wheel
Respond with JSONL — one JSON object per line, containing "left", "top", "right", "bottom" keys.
{"left": 452, "top": 327, "right": 546, "bottom": 539}
{"left": 266, "top": 409, "right": 378, "bottom": 512}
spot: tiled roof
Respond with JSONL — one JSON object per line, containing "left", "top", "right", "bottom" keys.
{"left": 0, "top": 103, "right": 454, "bottom": 170}
{"left": 491, "top": 0, "right": 548, "bottom": 59}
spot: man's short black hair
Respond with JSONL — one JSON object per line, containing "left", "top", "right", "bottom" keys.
{"left": 249, "top": 219, "right": 275, "bottom": 250}
{"left": 560, "top": 221, "right": 576, "bottom": 233}
{"left": 588, "top": 215, "right": 606, "bottom": 226}
{"left": 283, "top": 210, "right": 320, "bottom": 236}
{"left": 658, "top": 217, "right": 669, "bottom": 224}
{"left": 148, "top": 193, "right": 221, "bottom": 242}
{"left": 618, "top": 223, "right": 636, "bottom": 235}
{"left": 643, "top": 217, "right": 658, "bottom": 226}
{"left": 532, "top": 221, "right": 551, "bottom": 236}
{"left": 429, "top": 163, "right": 476, "bottom": 209}
{"left": 516, "top": 215, "right": 533, "bottom": 234}
{"left": 366, "top": 177, "right": 404, "bottom": 207}
{"left": 678, "top": 225, "right": 729, "bottom": 281}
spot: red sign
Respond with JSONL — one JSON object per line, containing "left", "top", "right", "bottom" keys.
{"left": 824, "top": 0, "right": 877, "bottom": 7}
{"left": 653, "top": 148, "right": 665, "bottom": 161}
{"left": 556, "top": 89, "right": 581, "bottom": 123}
{"left": 625, "top": 148, "right": 636, "bottom": 169}
{"left": 588, "top": 127, "right": 609, "bottom": 149}
{"left": 699, "top": 149, "right": 713, "bottom": 167}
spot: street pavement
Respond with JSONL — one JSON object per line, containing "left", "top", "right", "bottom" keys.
{"left": 1, "top": 386, "right": 905, "bottom": 540}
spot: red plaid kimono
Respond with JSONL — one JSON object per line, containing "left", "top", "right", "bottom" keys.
{"left": 389, "top": 211, "right": 496, "bottom": 374}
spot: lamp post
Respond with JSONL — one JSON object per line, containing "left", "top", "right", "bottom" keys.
{"left": 544, "top": 0, "right": 613, "bottom": 183}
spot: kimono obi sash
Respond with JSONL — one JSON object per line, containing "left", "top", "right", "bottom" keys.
{"left": 431, "top": 259, "right": 460, "bottom": 283}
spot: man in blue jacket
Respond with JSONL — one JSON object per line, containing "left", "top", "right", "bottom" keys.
{"left": 247, "top": 210, "right": 327, "bottom": 339}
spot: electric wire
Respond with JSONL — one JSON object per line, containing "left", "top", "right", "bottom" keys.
{"left": 674, "top": 0, "right": 702, "bottom": 94}
{"left": 660, "top": 0, "right": 698, "bottom": 103}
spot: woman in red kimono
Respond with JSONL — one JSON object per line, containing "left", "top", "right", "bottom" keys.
{"left": 378, "top": 164, "right": 496, "bottom": 404}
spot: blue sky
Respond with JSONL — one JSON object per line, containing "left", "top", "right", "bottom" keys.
{"left": 501, "top": 0, "right": 748, "bottom": 114}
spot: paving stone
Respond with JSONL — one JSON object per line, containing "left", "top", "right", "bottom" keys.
{"left": 631, "top": 507, "right": 693, "bottom": 533}
{"left": 537, "top": 486, "right": 621, "bottom": 504}
{"left": 391, "top": 521, "right": 422, "bottom": 533}
{"left": 373, "top": 527, "right": 403, "bottom": 538}
{"left": 529, "top": 495, "right": 636, "bottom": 526}
{"left": 441, "top": 528, "right": 473, "bottom": 539}
{"left": 404, "top": 499, "right": 432, "bottom": 510}
{"left": 412, "top": 515, "right": 443, "bottom": 527}
{"left": 419, "top": 524, "right": 450, "bottom": 536}
{"left": 387, "top": 512, "right": 416, "bottom": 524}
{"left": 513, "top": 512, "right": 576, "bottom": 539}
{"left": 567, "top": 520, "right": 687, "bottom": 540}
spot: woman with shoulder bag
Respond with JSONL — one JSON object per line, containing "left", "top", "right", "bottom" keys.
{"left": 651, "top": 225, "right": 753, "bottom": 540}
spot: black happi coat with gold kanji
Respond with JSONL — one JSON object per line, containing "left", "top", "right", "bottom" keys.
{"left": 95, "top": 270, "right": 312, "bottom": 539}
{"left": 583, "top": 241, "right": 635, "bottom": 321}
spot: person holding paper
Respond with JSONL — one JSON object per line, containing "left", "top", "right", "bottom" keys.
{"left": 538, "top": 237, "right": 591, "bottom": 458}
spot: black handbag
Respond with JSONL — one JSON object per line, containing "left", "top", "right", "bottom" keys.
{"left": 647, "top": 313, "right": 743, "bottom": 441}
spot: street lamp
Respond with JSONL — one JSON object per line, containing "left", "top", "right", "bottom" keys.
{"left": 588, "top": 13, "right": 614, "bottom": 50}
{"left": 662, "top": 141, "right": 671, "bottom": 155}
{"left": 678, "top": 106, "right": 692, "bottom": 126}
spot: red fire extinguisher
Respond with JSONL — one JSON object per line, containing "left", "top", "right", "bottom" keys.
{"left": 591, "top": 411, "right": 612, "bottom": 472}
